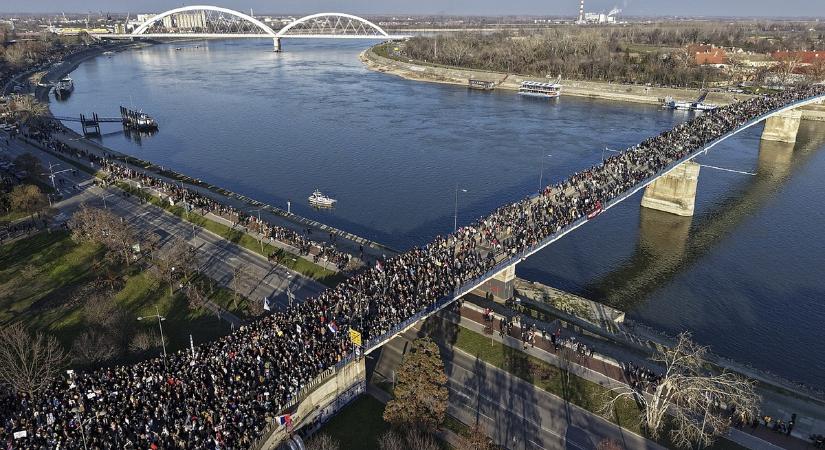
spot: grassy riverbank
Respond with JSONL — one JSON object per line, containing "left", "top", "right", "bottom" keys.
{"left": 0, "top": 231, "right": 239, "bottom": 357}
{"left": 115, "top": 182, "right": 346, "bottom": 287}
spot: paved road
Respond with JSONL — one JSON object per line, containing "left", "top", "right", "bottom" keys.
{"left": 373, "top": 326, "right": 663, "bottom": 450}
{"left": 1, "top": 134, "right": 326, "bottom": 311}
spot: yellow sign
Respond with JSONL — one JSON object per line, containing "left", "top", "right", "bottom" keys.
{"left": 348, "top": 328, "right": 362, "bottom": 347}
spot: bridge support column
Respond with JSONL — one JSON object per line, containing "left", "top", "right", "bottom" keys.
{"left": 475, "top": 263, "right": 516, "bottom": 301}
{"left": 640, "top": 161, "right": 700, "bottom": 217}
{"left": 273, "top": 37, "right": 282, "bottom": 52}
{"left": 761, "top": 109, "right": 802, "bottom": 144}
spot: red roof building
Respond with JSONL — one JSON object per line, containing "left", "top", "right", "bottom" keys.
{"left": 688, "top": 44, "right": 729, "bottom": 65}
{"left": 772, "top": 51, "right": 825, "bottom": 64}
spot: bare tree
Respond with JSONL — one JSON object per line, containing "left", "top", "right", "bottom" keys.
{"left": 305, "top": 433, "right": 340, "bottom": 450}
{"left": 185, "top": 280, "right": 209, "bottom": 311}
{"left": 229, "top": 263, "right": 250, "bottom": 310}
{"left": 68, "top": 205, "right": 136, "bottom": 265}
{"left": 150, "top": 237, "right": 197, "bottom": 294}
{"left": 0, "top": 323, "right": 68, "bottom": 399}
{"left": 8, "top": 94, "right": 48, "bottom": 125}
{"left": 71, "top": 329, "right": 119, "bottom": 365}
{"left": 378, "top": 428, "right": 438, "bottom": 450}
{"left": 602, "top": 333, "right": 759, "bottom": 449}
{"left": 455, "top": 424, "right": 494, "bottom": 450}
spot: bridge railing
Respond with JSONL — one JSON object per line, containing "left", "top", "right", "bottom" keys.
{"left": 361, "top": 93, "right": 825, "bottom": 354}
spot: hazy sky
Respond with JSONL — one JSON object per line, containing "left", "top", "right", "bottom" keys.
{"left": 0, "top": 0, "right": 822, "bottom": 18}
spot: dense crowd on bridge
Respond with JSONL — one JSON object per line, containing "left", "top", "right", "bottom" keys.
{"left": 2, "top": 85, "right": 824, "bottom": 449}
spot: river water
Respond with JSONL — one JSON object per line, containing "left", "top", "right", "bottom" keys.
{"left": 50, "top": 40, "right": 825, "bottom": 389}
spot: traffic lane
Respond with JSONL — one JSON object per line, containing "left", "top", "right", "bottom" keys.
{"left": 445, "top": 348, "right": 664, "bottom": 450}
{"left": 97, "top": 188, "right": 325, "bottom": 305}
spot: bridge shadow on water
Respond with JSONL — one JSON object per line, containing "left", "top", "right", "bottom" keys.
{"left": 523, "top": 120, "right": 825, "bottom": 313}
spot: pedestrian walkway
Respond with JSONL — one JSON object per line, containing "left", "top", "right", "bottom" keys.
{"left": 452, "top": 301, "right": 815, "bottom": 450}
{"left": 51, "top": 130, "right": 399, "bottom": 264}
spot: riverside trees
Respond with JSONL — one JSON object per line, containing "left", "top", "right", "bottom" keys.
{"left": 397, "top": 21, "right": 825, "bottom": 88}
{"left": 382, "top": 337, "right": 449, "bottom": 430}
{"left": 602, "top": 333, "right": 759, "bottom": 449}
{"left": 68, "top": 205, "right": 136, "bottom": 265}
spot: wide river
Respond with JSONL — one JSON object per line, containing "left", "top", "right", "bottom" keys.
{"left": 51, "top": 40, "right": 825, "bottom": 389}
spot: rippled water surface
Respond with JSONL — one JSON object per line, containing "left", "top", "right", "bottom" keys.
{"left": 51, "top": 40, "right": 825, "bottom": 388}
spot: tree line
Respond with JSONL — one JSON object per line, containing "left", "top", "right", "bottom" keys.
{"left": 395, "top": 22, "right": 825, "bottom": 87}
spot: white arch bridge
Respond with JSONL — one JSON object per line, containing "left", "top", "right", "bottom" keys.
{"left": 92, "top": 5, "right": 409, "bottom": 51}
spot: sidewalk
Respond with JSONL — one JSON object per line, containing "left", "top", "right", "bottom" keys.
{"left": 453, "top": 301, "right": 815, "bottom": 450}
{"left": 49, "top": 130, "right": 399, "bottom": 265}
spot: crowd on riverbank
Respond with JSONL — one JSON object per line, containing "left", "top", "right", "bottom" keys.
{"left": 14, "top": 123, "right": 353, "bottom": 271}
{"left": 1, "top": 85, "right": 823, "bottom": 448}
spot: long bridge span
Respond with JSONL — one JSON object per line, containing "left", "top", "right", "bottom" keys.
{"left": 358, "top": 93, "right": 825, "bottom": 355}
{"left": 92, "top": 5, "right": 410, "bottom": 51}
{"left": 257, "top": 90, "right": 825, "bottom": 446}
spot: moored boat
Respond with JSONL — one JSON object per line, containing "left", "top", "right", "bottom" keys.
{"left": 54, "top": 76, "right": 74, "bottom": 98}
{"left": 518, "top": 80, "right": 562, "bottom": 99}
{"left": 308, "top": 189, "right": 336, "bottom": 208}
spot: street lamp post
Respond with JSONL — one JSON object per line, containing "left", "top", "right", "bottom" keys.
{"left": 538, "top": 154, "right": 552, "bottom": 195}
{"left": 454, "top": 184, "right": 467, "bottom": 233}
{"left": 101, "top": 193, "right": 114, "bottom": 209}
{"left": 249, "top": 208, "right": 264, "bottom": 253}
{"left": 72, "top": 409, "right": 88, "bottom": 450}
{"left": 137, "top": 305, "right": 168, "bottom": 372}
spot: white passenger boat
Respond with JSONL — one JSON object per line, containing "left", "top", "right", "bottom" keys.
{"left": 54, "top": 76, "right": 74, "bottom": 97}
{"left": 662, "top": 90, "right": 717, "bottom": 111}
{"left": 308, "top": 189, "right": 336, "bottom": 208}
{"left": 518, "top": 80, "right": 562, "bottom": 99}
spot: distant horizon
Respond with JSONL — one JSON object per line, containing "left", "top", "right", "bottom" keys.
{"left": 0, "top": 0, "right": 823, "bottom": 18}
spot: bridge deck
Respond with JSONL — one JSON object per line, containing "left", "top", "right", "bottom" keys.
{"left": 360, "top": 93, "right": 825, "bottom": 354}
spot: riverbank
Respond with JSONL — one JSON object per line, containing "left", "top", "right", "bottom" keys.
{"left": 33, "top": 42, "right": 398, "bottom": 267}
{"left": 360, "top": 45, "right": 748, "bottom": 106}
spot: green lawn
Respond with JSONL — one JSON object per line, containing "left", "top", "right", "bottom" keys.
{"left": 452, "top": 326, "right": 746, "bottom": 450}
{"left": 0, "top": 231, "right": 235, "bottom": 359}
{"left": 319, "top": 395, "right": 391, "bottom": 450}
{"left": 116, "top": 182, "right": 346, "bottom": 287}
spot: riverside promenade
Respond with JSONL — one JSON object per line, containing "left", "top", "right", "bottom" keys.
{"left": 454, "top": 295, "right": 825, "bottom": 449}
{"left": 43, "top": 129, "right": 398, "bottom": 267}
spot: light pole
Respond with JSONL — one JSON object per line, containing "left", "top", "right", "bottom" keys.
{"left": 138, "top": 305, "right": 168, "bottom": 372}
{"left": 101, "top": 193, "right": 114, "bottom": 209}
{"left": 43, "top": 162, "right": 71, "bottom": 191}
{"left": 71, "top": 408, "right": 88, "bottom": 450}
{"left": 538, "top": 154, "right": 552, "bottom": 195}
{"left": 249, "top": 208, "right": 264, "bottom": 253}
{"left": 286, "top": 274, "right": 295, "bottom": 309}
{"left": 454, "top": 184, "right": 467, "bottom": 233}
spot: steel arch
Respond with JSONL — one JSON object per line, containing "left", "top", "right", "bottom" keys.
{"left": 276, "top": 12, "right": 390, "bottom": 37}
{"left": 132, "top": 5, "right": 277, "bottom": 36}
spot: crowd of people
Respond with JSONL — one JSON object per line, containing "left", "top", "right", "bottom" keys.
{"left": 99, "top": 161, "right": 352, "bottom": 271}
{"left": 621, "top": 361, "right": 664, "bottom": 393}
{"left": 14, "top": 122, "right": 353, "bottom": 271}
{"left": 1, "top": 85, "right": 823, "bottom": 448}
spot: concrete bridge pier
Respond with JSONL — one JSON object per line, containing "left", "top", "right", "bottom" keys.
{"left": 273, "top": 37, "right": 282, "bottom": 52}
{"left": 475, "top": 263, "right": 516, "bottom": 300}
{"left": 761, "top": 109, "right": 802, "bottom": 143}
{"left": 640, "top": 161, "right": 701, "bottom": 217}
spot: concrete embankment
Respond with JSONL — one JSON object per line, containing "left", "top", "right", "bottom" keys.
{"left": 33, "top": 41, "right": 147, "bottom": 102}
{"left": 360, "top": 46, "right": 745, "bottom": 106}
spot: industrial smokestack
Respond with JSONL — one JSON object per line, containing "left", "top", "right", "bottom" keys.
{"left": 578, "top": 0, "right": 585, "bottom": 24}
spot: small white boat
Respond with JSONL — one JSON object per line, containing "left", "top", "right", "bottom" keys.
{"left": 308, "top": 189, "right": 336, "bottom": 208}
